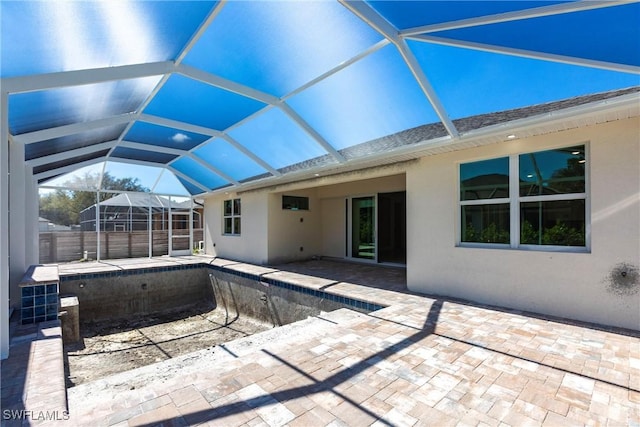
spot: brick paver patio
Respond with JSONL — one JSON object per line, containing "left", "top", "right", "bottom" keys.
{"left": 68, "top": 258, "right": 639, "bottom": 426}
{"left": 3, "top": 257, "right": 639, "bottom": 426}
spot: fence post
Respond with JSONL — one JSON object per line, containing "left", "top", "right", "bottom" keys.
{"left": 128, "top": 232, "right": 132, "bottom": 258}
{"left": 80, "top": 230, "right": 85, "bottom": 259}
{"left": 51, "top": 233, "right": 57, "bottom": 263}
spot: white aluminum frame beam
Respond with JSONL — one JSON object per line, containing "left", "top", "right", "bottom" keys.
{"left": 184, "top": 154, "right": 239, "bottom": 186}
{"left": 167, "top": 166, "right": 210, "bottom": 193}
{"left": 340, "top": 0, "right": 460, "bottom": 139}
{"left": 34, "top": 157, "right": 107, "bottom": 181}
{"left": 400, "top": 0, "right": 638, "bottom": 36}
{"left": 14, "top": 113, "right": 135, "bottom": 145}
{"left": 409, "top": 35, "right": 640, "bottom": 75}
{"left": 139, "top": 114, "right": 282, "bottom": 177}
{"left": 2, "top": 61, "right": 175, "bottom": 94}
{"left": 26, "top": 140, "right": 119, "bottom": 167}
{"left": 177, "top": 64, "right": 346, "bottom": 164}
{"left": 1, "top": 91, "right": 9, "bottom": 360}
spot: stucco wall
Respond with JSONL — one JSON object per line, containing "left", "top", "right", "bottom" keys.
{"left": 406, "top": 117, "right": 640, "bottom": 330}
{"left": 203, "top": 192, "right": 269, "bottom": 264}
{"left": 267, "top": 189, "right": 322, "bottom": 264}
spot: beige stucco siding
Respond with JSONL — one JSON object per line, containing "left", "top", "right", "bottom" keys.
{"left": 203, "top": 191, "right": 268, "bottom": 264}
{"left": 267, "top": 189, "right": 322, "bottom": 264}
{"left": 406, "top": 117, "right": 640, "bottom": 330}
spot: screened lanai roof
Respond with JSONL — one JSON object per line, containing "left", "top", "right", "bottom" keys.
{"left": 2, "top": 1, "right": 639, "bottom": 196}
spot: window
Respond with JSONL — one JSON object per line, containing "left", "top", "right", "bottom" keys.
{"left": 282, "top": 195, "right": 309, "bottom": 211}
{"left": 223, "top": 198, "right": 241, "bottom": 235}
{"left": 459, "top": 145, "right": 587, "bottom": 249}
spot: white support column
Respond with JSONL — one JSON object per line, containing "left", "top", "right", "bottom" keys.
{"left": 189, "top": 198, "right": 194, "bottom": 255}
{"left": 148, "top": 196, "right": 152, "bottom": 259}
{"left": 25, "top": 166, "right": 39, "bottom": 266}
{"left": 96, "top": 191, "right": 101, "bottom": 262}
{"left": 9, "top": 137, "right": 27, "bottom": 327}
{"left": 1, "top": 91, "right": 9, "bottom": 360}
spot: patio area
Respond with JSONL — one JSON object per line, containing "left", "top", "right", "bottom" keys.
{"left": 23, "top": 256, "right": 638, "bottom": 426}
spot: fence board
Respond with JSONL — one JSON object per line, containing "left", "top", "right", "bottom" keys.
{"left": 39, "top": 229, "right": 204, "bottom": 263}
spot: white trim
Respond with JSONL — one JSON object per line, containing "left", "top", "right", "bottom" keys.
{"left": 400, "top": 1, "right": 633, "bottom": 36}
{"left": 509, "top": 155, "right": 520, "bottom": 248}
{"left": 14, "top": 113, "right": 135, "bottom": 145}
{"left": 409, "top": 35, "right": 640, "bottom": 75}
{"left": 460, "top": 198, "right": 510, "bottom": 206}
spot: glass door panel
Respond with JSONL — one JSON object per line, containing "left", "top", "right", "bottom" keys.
{"left": 351, "top": 196, "right": 376, "bottom": 260}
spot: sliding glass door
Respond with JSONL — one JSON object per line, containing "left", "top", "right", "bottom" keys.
{"left": 351, "top": 196, "right": 376, "bottom": 260}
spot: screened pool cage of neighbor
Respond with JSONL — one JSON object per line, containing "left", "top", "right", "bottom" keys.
{"left": 39, "top": 187, "right": 203, "bottom": 264}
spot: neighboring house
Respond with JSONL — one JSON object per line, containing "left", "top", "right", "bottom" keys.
{"left": 79, "top": 193, "right": 203, "bottom": 232}
{"left": 203, "top": 87, "right": 640, "bottom": 331}
{"left": 38, "top": 217, "right": 72, "bottom": 232}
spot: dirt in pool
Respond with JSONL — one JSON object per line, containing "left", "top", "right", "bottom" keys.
{"left": 63, "top": 303, "right": 271, "bottom": 387}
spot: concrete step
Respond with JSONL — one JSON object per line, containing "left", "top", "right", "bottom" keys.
{"left": 67, "top": 308, "right": 370, "bottom": 407}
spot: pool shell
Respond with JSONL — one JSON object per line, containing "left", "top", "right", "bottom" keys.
{"left": 59, "top": 261, "right": 385, "bottom": 326}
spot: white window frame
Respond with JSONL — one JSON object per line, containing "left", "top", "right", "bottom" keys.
{"left": 458, "top": 143, "right": 590, "bottom": 253}
{"left": 222, "top": 198, "right": 241, "bottom": 236}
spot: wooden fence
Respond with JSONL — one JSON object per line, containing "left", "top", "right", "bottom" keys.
{"left": 39, "top": 229, "right": 204, "bottom": 263}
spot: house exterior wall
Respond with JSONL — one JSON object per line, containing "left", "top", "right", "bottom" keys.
{"left": 203, "top": 191, "right": 268, "bottom": 264}
{"left": 202, "top": 117, "right": 638, "bottom": 330}
{"left": 267, "top": 189, "right": 322, "bottom": 264}
{"left": 406, "top": 117, "right": 640, "bottom": 330}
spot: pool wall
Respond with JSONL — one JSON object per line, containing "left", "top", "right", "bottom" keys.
{"left": 59, "top": 262, "right": 384, "bottom": 325}
{"left": 60, "top": 265, "right": 211, "bottom": 322}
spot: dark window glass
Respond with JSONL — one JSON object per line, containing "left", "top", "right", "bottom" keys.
{"left": 462, "top": 204, "right": 510, "bottom": 244}
{"left": 460, "top": 157, "right": 509, "bottom": 201}
{"left": 520, "top": 200, "right": 585, "bottom": 246}
{"left": 519, "top": 145, "right": 585, "bottom": 196}
{"left": 224, "top": 200, "right": 232, "bottom": 216}
{"left": 282, "top": 195, "right": 309, "bottom": 210}
{"left": 224, "top": 218, "right": 232, "bottom": 234}
{"left": 233, "top": 217, "right": 241, "bottom": 235}
{"left": 233, "top": 199, "right": 241, "bottom": 216}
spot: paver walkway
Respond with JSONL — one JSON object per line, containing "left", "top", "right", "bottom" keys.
{"left": 65, "top": 258, "right": 639, "bottom": 426}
